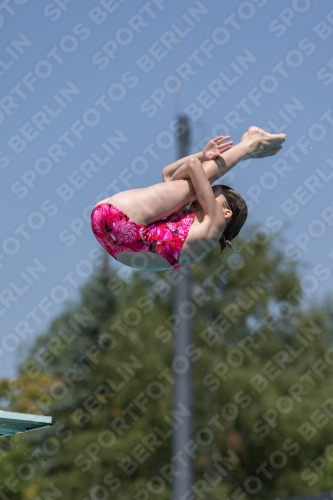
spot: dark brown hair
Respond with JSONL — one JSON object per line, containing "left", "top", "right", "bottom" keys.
{"left": 215, "top": 184, "right": 248, "bottom": 253}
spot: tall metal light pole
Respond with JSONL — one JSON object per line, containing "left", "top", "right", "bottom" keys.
{"left": 172, "top": 115, "right": 193, "bottom": 499}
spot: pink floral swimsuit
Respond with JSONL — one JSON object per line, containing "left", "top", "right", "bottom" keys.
{"left": 91, "top": 203, "right": 196, "bottom": 269}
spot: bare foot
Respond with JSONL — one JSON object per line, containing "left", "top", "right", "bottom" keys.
{"left": 241, "top": 126, "right": 286, "bottom": 159}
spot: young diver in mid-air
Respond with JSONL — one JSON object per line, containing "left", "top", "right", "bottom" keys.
{"left": 91, "top": 127, "right": 286, "bottom": 271}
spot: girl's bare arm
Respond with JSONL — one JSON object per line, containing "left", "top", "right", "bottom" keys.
{"left": 161, "top": 136, "right": 232, "bottom": 181}
{"left": 172, "top": 158, "right": 221, "bottom": 223}
{"left": 162, "top": 151, "right": 205, "bottom": 181}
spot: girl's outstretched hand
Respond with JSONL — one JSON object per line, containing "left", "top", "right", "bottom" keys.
{"left": 203, "top": 136, "right": 233, "bottom": 161}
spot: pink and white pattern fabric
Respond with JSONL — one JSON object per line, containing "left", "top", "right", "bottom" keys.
{"left": 91, "top": 203, "right": 196, "bottom": 269}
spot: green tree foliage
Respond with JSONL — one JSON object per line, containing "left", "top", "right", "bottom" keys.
{"left": 0, "top": 226, "right": 333, "bottom": 499}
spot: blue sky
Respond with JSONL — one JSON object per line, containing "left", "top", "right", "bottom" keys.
{"left": 1, "top": 0, "right": 333, "bottom": 378}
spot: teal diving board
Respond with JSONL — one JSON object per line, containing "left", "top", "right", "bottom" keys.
{"left": 0, "top": 410, "right": 55, "bottom": 436}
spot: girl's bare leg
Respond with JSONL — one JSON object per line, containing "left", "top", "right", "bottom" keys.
{"left": 105, "top": 128, "right": 286, "bottom": 226}
{"left": 118, "top": 142, "right": 252, "bottom": 224}
{"left": 169, "top": 127, "right": 286, "bottom": 185}
{"left": 168, "top": 142, "right": 250, "bottom": 185}
{"left": 108, "top": 177, "right": 196, "bottom": 226}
